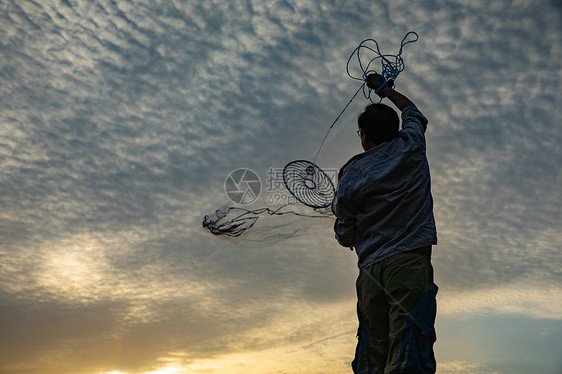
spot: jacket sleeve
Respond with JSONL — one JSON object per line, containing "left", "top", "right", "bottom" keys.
{"left": 401, "top": 106, "right": 428, "bottom": 135}
{"left": 400, "top": 106, "right": 429, "bottom": 152}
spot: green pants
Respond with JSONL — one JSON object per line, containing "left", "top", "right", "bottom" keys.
{"left": 353, "top": 250, "right": 438, "bottom": 374}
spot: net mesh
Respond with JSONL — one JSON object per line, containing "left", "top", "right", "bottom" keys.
{"left": 202, "top": 203, "right": 334, "bottom": 246}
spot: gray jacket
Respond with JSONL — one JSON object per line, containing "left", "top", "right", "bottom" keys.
{"left": 333, "top": 106, "right": 437, "bottom": 269}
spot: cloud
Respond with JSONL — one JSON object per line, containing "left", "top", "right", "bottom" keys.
{"left": 438, "top": 281, "right": 562, "bottom": 320}
{"left": 1, "top": 0, "right": 562, "bottom": 373}
{"left": 437, "top": 360, "right": 501, "bottom": 374}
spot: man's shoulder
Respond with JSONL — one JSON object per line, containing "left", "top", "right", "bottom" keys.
{"left": 338, "top": 153, "right": 365, "bottom": 180}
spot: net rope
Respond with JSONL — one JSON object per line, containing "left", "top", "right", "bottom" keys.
{"left": 312, "top": 31, "right": 418, "bottom": 161}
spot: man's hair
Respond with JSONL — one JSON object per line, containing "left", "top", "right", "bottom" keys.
{"left": 358, "top": 103, "right": 400, "bottom": 145}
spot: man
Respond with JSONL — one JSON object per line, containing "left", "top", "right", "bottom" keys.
{"left": 333, "top": 73, "right": 438, "bottom": 373}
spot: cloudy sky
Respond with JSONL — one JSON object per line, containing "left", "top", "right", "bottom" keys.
{"left": 1, "top": 0, "right": 561, "bottom": 373}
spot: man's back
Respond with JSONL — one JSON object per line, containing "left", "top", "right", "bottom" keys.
{"left": 334, "top": 106, "right": 437, "bottom": 268}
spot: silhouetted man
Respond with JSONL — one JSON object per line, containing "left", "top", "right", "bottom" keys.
{"left": 333, "top": 73, "right": 438, "bottom": 374}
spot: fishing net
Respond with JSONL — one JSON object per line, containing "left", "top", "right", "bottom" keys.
{"left": 202, "top": 202, "right": 334, "bottom": 246}
{"left": 202, "top": 160, "right": 335, "bottom": 246}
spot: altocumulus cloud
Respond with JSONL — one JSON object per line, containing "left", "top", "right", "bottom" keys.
{"left": 0, "top": 0, "right": 561, "bottom": 373}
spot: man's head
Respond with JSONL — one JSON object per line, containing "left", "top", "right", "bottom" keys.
{"left": 357, "top": 103, "right": 399, "bottom": 151}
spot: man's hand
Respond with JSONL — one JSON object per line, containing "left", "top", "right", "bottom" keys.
{"left": 366, "top": 73, "right": 415, "bottom": 111}
{"left": 366, "top": 73, "right": 393, "bottom": 98}
{"left": 366, "top": 73, "right": 383, "bottom": 89}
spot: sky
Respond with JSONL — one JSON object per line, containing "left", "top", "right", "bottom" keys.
{"left": 1, "top": 0, "right": 561, "bottom": 373}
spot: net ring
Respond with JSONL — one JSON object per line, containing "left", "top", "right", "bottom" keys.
{"left": 283, "top": 160, "right": 335, "bottom": 208}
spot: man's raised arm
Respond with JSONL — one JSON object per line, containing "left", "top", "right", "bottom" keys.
{"left": 366, "top": 73, "right": 415, "bottom": 112}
